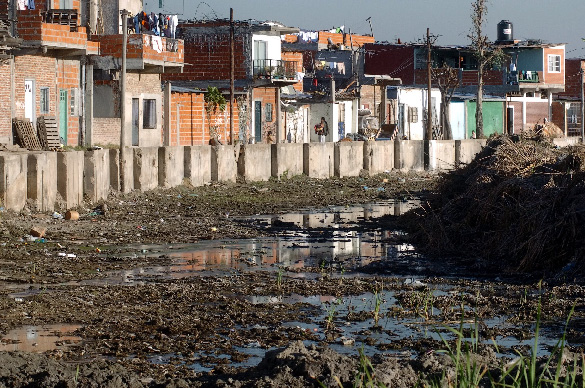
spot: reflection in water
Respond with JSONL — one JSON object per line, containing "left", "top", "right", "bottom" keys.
{"left": 0, "top": 324, "right": 82, "bottom": 352}
{"left": 84, "top": 201, "right": 419, "bottom": 284}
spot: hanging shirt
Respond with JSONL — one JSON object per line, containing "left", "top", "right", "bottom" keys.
{"left": 28, "top": 0, "right": 34, "bottom": 10}
{"left": 17, "top": 0, "right": 26, "bottom": 10}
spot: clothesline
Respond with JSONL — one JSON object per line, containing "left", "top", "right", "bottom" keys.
{"left": 128, "top": 11, "right": 178, "bottom": 39}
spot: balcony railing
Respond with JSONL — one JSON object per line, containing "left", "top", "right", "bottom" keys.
{"left": 507, "top": 70, "right": 539, "bottom": 84}
{"left": 253, "top": 59, "right": 297, "bottom": 80}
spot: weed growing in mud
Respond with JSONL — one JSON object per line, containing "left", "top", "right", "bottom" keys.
{"left": 419, "top": 282, "right": 585, "bottom": 388}
{"left": 276, "top": 266, "right": 285, "bottom": 290}
{"left": 372, "top": 288, "right": 384, "bottom": 327}
{"left": 325, "top": 298, "right": 342, "bottom": 331}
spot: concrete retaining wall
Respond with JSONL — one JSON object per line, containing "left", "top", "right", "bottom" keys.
{"left": 364, "top": 141, "right": 393, "bottom": 174}
{"left": 27, "top": 152, "right": 57, "bottom": 212}
{"left": 0, "top": 153, "right": 28, "bottom": 211}
{"left": 0, "top": 137, "right": 565, "bottom": 212}
{"left": 303, "top": 143, "right": 334, "bottom": 179}
{"left": 238, "top": 144, "right": 272, "bottom": 182}
{"left": 272, "top": 143, "right": 304, "bottom": 178}
{"left": 84, "top": 149, "right": 110, "bottom": 203}
{"left": 185, "top": 146, "right": 211, "bottom": 186}
{"left": 133, "top": 147, "right": 159, "bottom": 192}
{"left": 455, "top": 139, "right": 486, "bottom": 166}
{"left": 553, "top": 137, "right": 580, "bottom": 147}
{"left": 335, "top": 142, "right": 364, "bottom": 177}
{"left": 211, "top": 145, "right": 237, "bottom": 183}
{"left": 427, "top": 140, "right": 456, "bottom": 171}
{"left": 394, "top": 140, "right": 424, "bottom": 171}
{"left": 57, "top": 151, "right": 84, "bottom": 209}
{"left": 158, "top": 146, "right": 185, "bottom": 188}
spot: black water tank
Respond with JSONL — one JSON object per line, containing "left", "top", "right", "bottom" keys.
{"left": 497, "top": 20, "right": 513, "bottom": 42}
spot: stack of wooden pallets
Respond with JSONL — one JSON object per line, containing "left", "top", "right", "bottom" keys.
{"left": 12, "top": 117, "right": 61, "bottom": 151}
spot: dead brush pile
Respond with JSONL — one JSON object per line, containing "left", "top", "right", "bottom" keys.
{"left": 406, "top": 134, "right": 585, "bottom": 277}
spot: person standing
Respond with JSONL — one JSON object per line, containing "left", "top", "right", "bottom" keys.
{"left": 319, "top": 117, "right": 329, "bottom": 143}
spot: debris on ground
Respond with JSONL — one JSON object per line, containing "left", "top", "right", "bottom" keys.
{"left": 403, "top": 134, "right": 585, "bottom": 278}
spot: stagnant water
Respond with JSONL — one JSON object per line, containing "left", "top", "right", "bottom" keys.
{"left": 2, "top": 200, "right": 580, "bottom": 369}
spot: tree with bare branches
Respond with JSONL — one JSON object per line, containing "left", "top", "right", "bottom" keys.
{"left": 431, "top": 66, "right": 460, "bottom": 140}
{"left": 468, "top": 0, "right": 503, "bottom": 138}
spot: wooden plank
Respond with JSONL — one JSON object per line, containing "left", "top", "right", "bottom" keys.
{"left": 37, "top": 116, "right": 60, "bottom": 150}
{"left": 13, "top": 119, "right": 42, "bottom": 151}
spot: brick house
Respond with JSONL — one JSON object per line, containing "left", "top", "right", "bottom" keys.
{"left": 365, "top": 22, "right": 566, "bottom": 135}
{"left": 0, "top": 0, "right": 100, "bottom": 145}
{"left": 552, "top": 58, "right": 585, "bottom": 136}
{"left": 281, "top": 30, "right": 381, "bottom": 142}
{"left": 0, "top": 0, "right": 183, "bottom": 148}
{"left": 162, "top": 19, "right": 299, "bottom": 145}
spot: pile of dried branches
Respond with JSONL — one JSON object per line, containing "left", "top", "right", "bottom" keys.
{"left": 405, "top": 135, "right": 585, "bottom": 277}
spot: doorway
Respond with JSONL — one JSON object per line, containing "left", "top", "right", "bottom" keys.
{"left": 132, "top": 98, "right": 139, "bottom": 146}
{"left": 25, "top": 80, "right": 35, "bottom": 123}
{"left": 59, "top": 89, "right": 67, "bottom": 145}
{"left": 506, "top": 107, "right": 514, "bottom": 135}
{"left": 254, "top": 101, "right": 262, "bottom": 143}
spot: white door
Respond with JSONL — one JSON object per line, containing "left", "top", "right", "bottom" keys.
{"left": 24, "top": 80, "right": 35, "bottom": 123}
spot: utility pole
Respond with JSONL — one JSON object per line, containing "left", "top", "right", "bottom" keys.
{"left": 579, "top": 68, "right": 585, "bottom": 144}
{"left": 120, "top": 10, "right": 129, "bottom": 148}
{"left": 426, "top": 27, "right": 432, "bottom": 141}
{"left": 120, "top": 9, "right": 129, "bottom": 192}
{"left": 229, "top": 8, "right": 234, "bottom": 145}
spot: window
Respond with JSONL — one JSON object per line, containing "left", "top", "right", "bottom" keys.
{"left": 548, "top": 55, "right": 561, "bottom": 73}
{"left": 408, "top": 106, "right": 418, "bottom": 123}
{"left": 70, "top": 88, "right": 79, "bottom": 116}
{"left": 265, "top": 103, "right": 273, "bottom": 122}
{"left": 40, "top": 87, "right": 50, "bottom": 114}
{"left": 143, "top": 99, "right": 157, "bottom": 129}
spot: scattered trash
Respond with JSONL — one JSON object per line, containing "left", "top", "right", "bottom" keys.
{"left": 404, "top": 278, "right": 427, "bottom": 288}
{"left": 65, "top": 210, "right": 79, "bottom": 221}
{"left": 29, "top": 226, "right": 46, "bottom": 238}
{"left": 398, "top": 178, "right": 406, "bottom": 183}
{"left": 66, "top": 253, "right": 76, "bottom": 258}
{"left": 14, "top": 297, "right": 24, "bottom": 303}
{"left": 211, "top": 227, "right": 217, "bottom": 232}
{"left": 57, "top": 252, "right": 66, "bottom": 257}
{"left": 52, "top": 212, "right": 63, "bottom": 220}
{"left": 339, "top": 336, "right": 355, "bottom": 346}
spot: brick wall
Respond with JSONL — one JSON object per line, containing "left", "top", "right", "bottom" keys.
{"left": 252, "top": 87, "right": 278, "bottom": 141}
{"left": 164, "top": 33, "right": 247, "bottom": 82}
{"left": 318, "top": 32, "right": 374, "bottom": 47}
{"left": 557, "top": 59, "right": 583, "bottom": 99}
{"left": 0, "top": 61, "right": 11, "bottom": 142}
{"left": 93, "top": 117, "right": 121, "bottom": 146}
{"left": 281, "top": 51, "right": 303, "bottom": 91}
{"left": 171, "top": 92, "right": 241, "bottom": 145}
{"left": 57, "top": 59, "right": 81, "bottom": 145}
{"left": 14, "top": 55, "right": 56, "bottom": 119}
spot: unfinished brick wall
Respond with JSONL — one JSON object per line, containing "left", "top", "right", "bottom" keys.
{"left": 281, "top": 51, "right": 303, "bottom": 91}
{"left": 57, "top": 59, "right": 81, "bottom": 145}
{"left": 93, "top": 117, "right": 121, "bottom": 146}
{"left": 14, "top": 55, "right": 56, "bottom": 119}
{"left": 558, "top": 59, "right": 583, "bottom": 99}
{"left": 252, "top": 87, "right": 278, "bottom": 141}
{"left": 170, "top": 92, "right": 241, "bottom": 145}
{"left": 318, "top": 32, "right": 374, "bottom": 48}
{"left": 163, "top": 31, "right": 247, "bottom": 82}
{"left": 0, "top": 61, "right": 11, "bottom": 142}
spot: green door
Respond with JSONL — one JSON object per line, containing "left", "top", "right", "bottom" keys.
{"left": 254, "top": 101, "right": 262, "bottom": 143}
{"left": 59, "top": 89, "right": 68, "bottom": 145}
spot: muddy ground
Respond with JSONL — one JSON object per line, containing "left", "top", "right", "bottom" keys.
{"left": 0, "top": 171, "right": 583, "bottom": 387}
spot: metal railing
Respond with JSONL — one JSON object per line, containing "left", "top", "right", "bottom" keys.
{"left": 507, "top": 70, "right": 539, "bottom": 84}
{"left": 253, "top": 59, "right": 297, "bottom": 80}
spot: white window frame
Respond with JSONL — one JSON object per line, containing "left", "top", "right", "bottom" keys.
{"left": 548, "top": 54, "right": 561, "bottom": 73}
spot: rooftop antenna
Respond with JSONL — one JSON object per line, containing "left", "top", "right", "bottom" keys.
{"left": 366, "top": 17, "right": 373, "bottom": 37}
